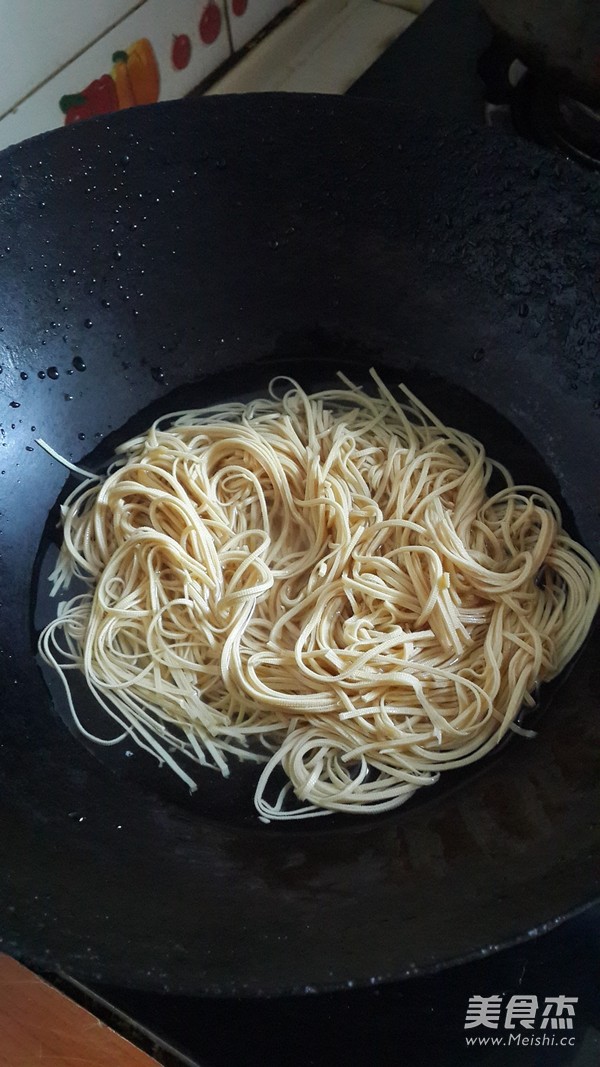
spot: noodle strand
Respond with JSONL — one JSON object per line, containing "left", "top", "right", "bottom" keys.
{"left": 38, "top": 371, "right": 600, "bottom": 820}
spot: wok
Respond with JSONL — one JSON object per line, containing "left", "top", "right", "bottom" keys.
{"left": 0, "top": 95, "right": 598, "bottom": 996}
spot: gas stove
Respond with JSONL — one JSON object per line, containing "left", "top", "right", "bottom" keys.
{"left": 478, "top": 45, "right": 600, "bottom": 170}
{"left": 354, "top": 0, "right": 600, "bottom": 170}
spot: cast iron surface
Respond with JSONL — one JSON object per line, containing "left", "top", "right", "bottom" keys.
{"left": 0, "top": 95, "right": 598, "bottom": 996}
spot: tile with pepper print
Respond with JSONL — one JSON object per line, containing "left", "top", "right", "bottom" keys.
{"left": 59, "top": 38, "right": 160, "bottom": 124}
{"left": 0, "top": 0, "right": 229, "bottom": 151}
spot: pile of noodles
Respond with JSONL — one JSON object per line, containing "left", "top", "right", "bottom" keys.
{"left": 38, "top": 371, "right": 600, "bottom": 820}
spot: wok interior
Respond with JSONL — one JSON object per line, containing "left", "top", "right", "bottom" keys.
{"left": 32, "top": 351, "right": 581, "bottom": 830}
{"left": 1, "top": 96, "right": 598, "bottom": 992}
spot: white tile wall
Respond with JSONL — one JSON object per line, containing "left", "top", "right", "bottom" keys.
{"left": 376, "top": 0, "right": 432, "bottom": 12}
{"left": 0, "top": 0, "right": 421, "bottom": 154}
{"left": 225, "top": 0, "right": 293, "bottom": 52}
{"left": 0, "top": 0, "right": 144, "bottom": 117}
{"left": 0, "top": 0, "right": 230, "bottom": 152}
{"left": 210, "top": 0, "right": 414, "bottom": 95}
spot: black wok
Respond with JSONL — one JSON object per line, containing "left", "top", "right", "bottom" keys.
{"left": 0, "top": 95, "right": 598, "bottom": 996}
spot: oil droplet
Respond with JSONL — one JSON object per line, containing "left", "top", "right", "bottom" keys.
{"left": 472, "top": 347, "right": 485, "bottom": 363}
{"left": 84, "top": 318, "right": 93, "bottom": 329}
{"left": 151, "top": 366, "right": 165, "bottom": 384}
{"left": 47, "top": 366, "right": 59, "bottom": 380}
{"left": 72, "top": 356, "right": 86, "bottom": 372}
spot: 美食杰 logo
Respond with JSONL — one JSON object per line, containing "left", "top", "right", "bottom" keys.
{"left": 464, "top": 995, "right": 578, "bottom": 1048}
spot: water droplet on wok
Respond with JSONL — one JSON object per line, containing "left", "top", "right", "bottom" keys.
{"left": 72, "top": 356, "right": 86, "bottom": 372}
{"left": 47, "top": 366, "right": 59, "bottom": 380}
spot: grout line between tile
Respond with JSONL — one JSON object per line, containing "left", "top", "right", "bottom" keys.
{"left": 0, "top": 0, "right": 150, "bottom": 124}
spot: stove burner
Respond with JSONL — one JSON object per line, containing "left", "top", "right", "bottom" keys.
{"left": 511, "top": 74, "right": 600, "bottom": 168}
{"left": 479, "top": 40, "right": 600, "bottom": 168}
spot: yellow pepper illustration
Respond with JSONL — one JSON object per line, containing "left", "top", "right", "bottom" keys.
{"left": 111, "top": 38, "right": 160, "bottom": 109}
